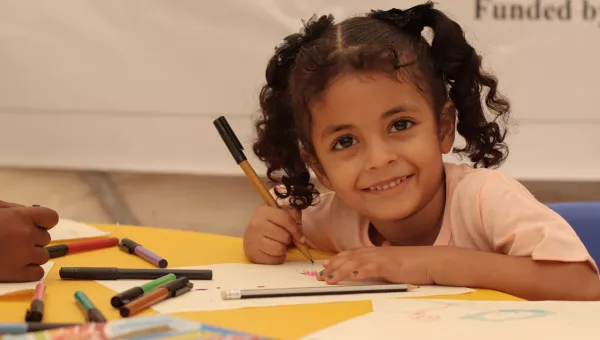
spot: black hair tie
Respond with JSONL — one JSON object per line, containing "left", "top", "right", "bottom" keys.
{"left": 369, "top": 1, "right": 435, "bottom": 36}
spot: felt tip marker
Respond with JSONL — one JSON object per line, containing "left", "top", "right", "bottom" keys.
{"left": 110, "top": 273, "right": 177, "bottom": 307}
{"left": 118, "top": 238, "right": 168, "bottom": 268}
{"left": 24, "top": 283, "right": 45, "bottom": 322}
{"left": 60, "top": 267, "right": 212, "bottom": 281}
{"left": 119, "top": 277, "right": 193, "bottom": 317}
{"left": 74, "top": 291, "right": 106, "bottom": 322}
{"left": 46, "top": 238, "right": 119, "bottom": 258}
{"left": 214, "top": 116, "right": 314, "bottom": 264}
{"left": 0, "top": 323, "right": 81, "bottom": 334}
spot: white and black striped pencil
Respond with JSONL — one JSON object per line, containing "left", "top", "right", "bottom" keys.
{"left": 221, "top": 284, "right": 418, "bottom": 300}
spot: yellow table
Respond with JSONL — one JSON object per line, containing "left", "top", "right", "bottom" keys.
{"left": 0, "top": 225, "right": 521, "bottom": 339}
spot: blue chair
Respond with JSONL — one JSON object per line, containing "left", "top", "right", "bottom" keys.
{"left": 547, "top": 202, "right": 600, "bottom": 264}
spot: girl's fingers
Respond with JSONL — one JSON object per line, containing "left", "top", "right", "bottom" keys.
{"left": 263, "top": 222, "right": 292, "bottom": 245}
{"left": 266, "top": 208, "right": 304, "bottom": 243}
{"left": 322, "top": 262, "right": 380, "bottom": 285}
{"left": 318, "top": 254, "right": 353, "bottom": 283}
{"left": 322, "top": 260, "right": 358, "bottom": 284}
{"left": 260, "top": 237, "right": 288, "bottom": 257}
{"left": 348, "top": 262, "right": 379, "bottom": 280}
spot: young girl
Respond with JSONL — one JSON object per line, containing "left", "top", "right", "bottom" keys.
{"left": 244, "top": 1, "right": 599, "bottom": 300}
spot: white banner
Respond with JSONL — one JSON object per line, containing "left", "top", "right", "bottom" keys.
{"left": 0, "top": 0, "right": 598, "bottom": 179}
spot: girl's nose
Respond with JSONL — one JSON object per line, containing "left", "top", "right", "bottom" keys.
{"left": 365, "top": 139, "right": 398, "bottom": 171}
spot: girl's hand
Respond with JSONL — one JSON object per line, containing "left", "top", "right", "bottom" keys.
{"left": 317, "top": 246, "right": 444, "bottom": 285}
{"left": 243, "top": 205, "right": 304, "bottom": 265}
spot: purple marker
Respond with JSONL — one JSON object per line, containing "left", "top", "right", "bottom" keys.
{"left": 118, "top": 238, "right": 168, "bottom": 268}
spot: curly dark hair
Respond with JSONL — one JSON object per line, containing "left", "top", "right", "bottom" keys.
{"left": 253, "top": 1, "right": 510, "bottom": 210}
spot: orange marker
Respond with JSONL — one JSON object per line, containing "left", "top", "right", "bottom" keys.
{"left": 119, "top": 277, "right": 193, "bottom": 317}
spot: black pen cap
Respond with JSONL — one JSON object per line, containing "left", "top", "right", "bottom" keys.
{"left": 46, "top": 244, "right": 68, "bottom": 258}
{"left": 111, "top": 286, "right": 143, "bottom": 308}
{"left": 86, "top": 309, "right": 106, "bottom": 323}
{"left": 162, "top": 277, "right": 189, "bottom": 296}
{"left": 214, "top": 116, "right": 246, "bottom": 164}
{"left": 118, "top": 238, "right": 141, "bottom": 254}
{"left": 25, "top": 301, "right": 44, "bottom": 322}
{"left": 172, "top": 282, "right": 194, "bottom": 298}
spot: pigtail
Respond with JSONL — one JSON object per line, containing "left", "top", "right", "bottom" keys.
{"left": 371, "top": 2, "right": 510, "bottom": 168}
{"left": 426, "top": 9, "right": 510, "bottom": 168}
{"left": 252, "top": 14, "right": 334, "bottom": 209}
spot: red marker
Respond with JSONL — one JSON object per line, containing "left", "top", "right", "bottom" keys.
{"left": 45, "top": 238, "right": 119, "bottom": 258}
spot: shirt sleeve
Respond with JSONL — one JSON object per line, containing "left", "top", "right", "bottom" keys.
{"left": 270, "top": 186, "right": 369, "bottom": 253}
{"left": 478, "top": 172, "right": 598, "bottom": 273}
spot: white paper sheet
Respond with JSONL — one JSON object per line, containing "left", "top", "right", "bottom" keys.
{"left": 49, "top": 218, "right": 109, "bottom": 241}
{"left": 302, "top": 299, "right": 600, "bottom": 340}
{"left": 0, "top": 262, "right": 54, "bottom": 296}
{"left": 95, "top": 261, "right": 473, "bottom": 313}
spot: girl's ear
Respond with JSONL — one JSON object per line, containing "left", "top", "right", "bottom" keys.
{"left": 300, "top": 149, "right": 333, "bottom": 191}
{"left": 439, "top": 100, "right": 456, "bottom": 154}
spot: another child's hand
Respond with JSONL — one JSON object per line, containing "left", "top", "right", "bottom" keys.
{"left": 0, "top": 201, "right": 59, "bottom": 282}
{"left": 317, "top": 245, "right": 442, "bottom": 285}
{"left": 243, "top": 205, "right": 304, "bottom": 265}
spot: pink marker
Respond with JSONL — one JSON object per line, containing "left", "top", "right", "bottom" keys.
{"left": 25, "top": 283, "right": 46, "bottom": 322}
{"left": 118, "top": 238, "right": 168, "bottom": 268}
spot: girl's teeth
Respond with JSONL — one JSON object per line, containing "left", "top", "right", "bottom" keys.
{"left": 369, "top": 176, "right": 410, "bottom": 192}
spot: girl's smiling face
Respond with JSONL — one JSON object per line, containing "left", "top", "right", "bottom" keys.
{"left": 309, "top": 71, "right": 455, "bottom": 222}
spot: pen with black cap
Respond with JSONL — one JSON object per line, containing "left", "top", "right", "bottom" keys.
{"left": 213, "top": 116, "right": 314, "bottom": 263}
{"left": 74, "top": 291, "right": 106, "bottom": 322}
{"left": 24, "top": 283, "right": 45, "bottom": 322}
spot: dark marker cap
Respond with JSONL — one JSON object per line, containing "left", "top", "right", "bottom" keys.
{"left": 214, "top": 116, "right": 246, "bottom": 164}
{"left": 172, "top": 282, "right": 194, "bottom": 297}
{"left": 118, "top": 238, "right": 141, "bottom": 254}
{"left": 24, "top": 301, "right": 44, "bottom": 322}
{"left": 163, "top": 277, "right": 189, "bottom": 296}
{"left": 46, "top": 244, "right": 68, "bottom": 258}
{"left": 86, "top": 309, "right": 106, "bottom": 323}
{"left": 110, "top": 286, "right": 143, "bottom": 308}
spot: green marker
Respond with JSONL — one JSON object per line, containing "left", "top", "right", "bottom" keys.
{"left": 110, "top": 273, "right": 176, "bottom": 308}
{"left": 74, "top": 291, "right": 106, "bottom": 322}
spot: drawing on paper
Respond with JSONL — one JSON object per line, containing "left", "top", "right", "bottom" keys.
{"left": 460, "top": 309, "right": 550, "bottom": 322}
{"left": 405, "top": 304, "right": 451, "bottom": 322}
{"left": 398, "top": 301, "right": 551, "bottom": 323}
{"left": 297, "top": 269, "right": 319, "bottom": 277}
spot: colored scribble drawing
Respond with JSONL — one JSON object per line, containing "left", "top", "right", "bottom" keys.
{"left": 297, "top": 269, "right": 319, "bottom": 277}
{"left": 460, "top": 309, "right": 550, "bottom": 322}
{"left": 404, "top": 304, "right": 451, "bottom": 322}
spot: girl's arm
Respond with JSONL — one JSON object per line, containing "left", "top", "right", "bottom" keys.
{"left": 431, "top": 246, "right": 600, "bottom": 301}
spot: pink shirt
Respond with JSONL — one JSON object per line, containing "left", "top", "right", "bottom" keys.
{"left": 276, "top": 163, "right": 598, "bottom": 272}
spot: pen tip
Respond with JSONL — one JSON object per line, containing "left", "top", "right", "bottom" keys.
{"left": 309, "top": 259, "right": 314, "bottom": 264}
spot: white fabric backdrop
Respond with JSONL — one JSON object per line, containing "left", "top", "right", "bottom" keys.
{"left": 0, "top": 0, "right": 598, "bottom": 180}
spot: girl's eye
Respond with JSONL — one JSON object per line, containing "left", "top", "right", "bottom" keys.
{"left": 389, "top": 119, "right": 414, "bottom": 133}
{"left": 332, "top": 136, "right": 358, "bottom": 150}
